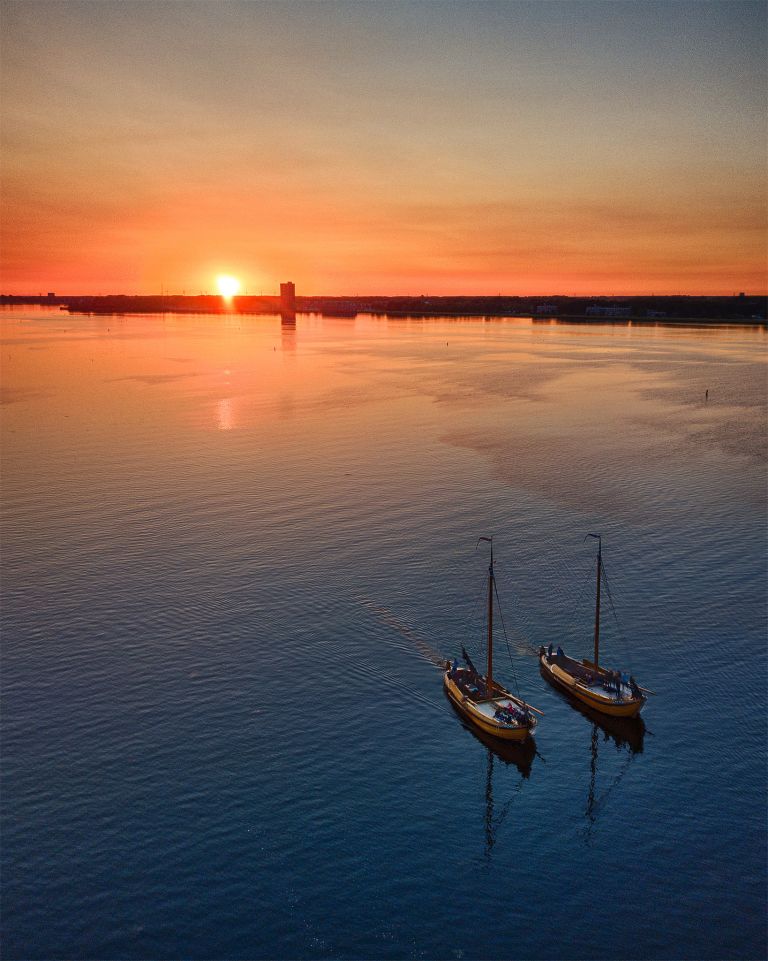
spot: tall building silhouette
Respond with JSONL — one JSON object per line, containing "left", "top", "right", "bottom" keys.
{"left": 280, "top": 282, "right": 296, "bottom": 315}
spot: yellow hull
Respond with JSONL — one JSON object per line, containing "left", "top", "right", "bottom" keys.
{"left": 539, "top": 654, "right": 645, "bottom": 718}
{"left": 445, "top": 692, "right": 538, "bottom": 775}
{"left": 443, "top": 673, "right": 536, "bottom": 741}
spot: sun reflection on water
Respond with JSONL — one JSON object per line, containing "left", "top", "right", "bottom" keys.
{"left": 216, "top": 397, "right": 235, "bottom": 430}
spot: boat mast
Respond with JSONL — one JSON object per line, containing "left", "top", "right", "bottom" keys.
{"left": 592, "top": 534, "right": 602, "bottom": 669}
{"left": 487, "top": 541, "right": 494, "bottom": 692}
{"left": 478, "top": 536, "right": 494, "bottom": 692}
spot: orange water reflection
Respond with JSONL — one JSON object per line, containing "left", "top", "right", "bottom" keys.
{"left": 216, "top": 398, "right": 235, "bottom": 431}
{"left": 2, "top": 310, "right": 764, "bottom": 505}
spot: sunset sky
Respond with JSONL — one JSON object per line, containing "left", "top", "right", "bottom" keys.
{"left": 1, "top": 0, "right": 766, "bottom": 295}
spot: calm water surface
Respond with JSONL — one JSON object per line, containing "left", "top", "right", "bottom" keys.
{"left": 2, "top": 308, "right": 766, "bottom": 960}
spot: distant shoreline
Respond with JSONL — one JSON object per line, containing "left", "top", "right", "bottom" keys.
{"left": 1, "top": 293, "right": 765, "bottom": 325}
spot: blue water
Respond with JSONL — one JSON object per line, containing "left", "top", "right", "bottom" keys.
{"left": 2, "top": 309, "right": 766, "bottom": 960}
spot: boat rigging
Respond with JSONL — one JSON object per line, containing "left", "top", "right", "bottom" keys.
{"left": 539, "top": 534, "right": 653, "bottom": 718}
{"left": 444, "top": 537, "right": 542, "bottom": 742}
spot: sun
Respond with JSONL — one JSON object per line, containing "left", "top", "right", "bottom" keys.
{"left": 216, "top": 274, "right": 241, "bottom": 298}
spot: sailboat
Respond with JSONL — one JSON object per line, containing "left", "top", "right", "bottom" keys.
{"left": 444, "top": 537, "right": 541, "bottom": 742}
{"left": 539, "top": 534, "right": 651, "bottom": 718}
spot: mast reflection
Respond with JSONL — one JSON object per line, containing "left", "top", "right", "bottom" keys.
{"left": 484, "top": 750, "right": 496, "bottom": 857}
{"left": 586, "top": 723, "right": 599, "bottom": 836}
{"left": 540, "top": 664, "right": 645, "bottom": 841}
{"left": 481, "top": 744, "right": 533, "bottom": 860}
{"left": 583, "top": 713, "right": 645, "bottom": 844}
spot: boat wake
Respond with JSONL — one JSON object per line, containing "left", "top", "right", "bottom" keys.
{"left": 356, "top": 596, "right": 447, "bottom": 669}
{"left": 337, "top": 654, "right": 446, "bottom": 715}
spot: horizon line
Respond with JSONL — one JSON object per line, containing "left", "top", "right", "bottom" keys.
{"left": 2, "top": 290, "right": 766, "bottom": 299}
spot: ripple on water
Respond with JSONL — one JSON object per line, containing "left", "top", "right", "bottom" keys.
{"left": 1, "top": 311, "right": 766, "bottom": 961}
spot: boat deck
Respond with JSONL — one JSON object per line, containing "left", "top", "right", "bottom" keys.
{"left": 543, "top": 652, "right": 642, "bottom": 705}
{"left": 444, "top": 671, "right": 537, "bottom": 738}
{"left": 472, "top": 697, "right": 524, "bottom": 719}
{"left": 574, "top": 679, "right": 628, "bottom": 703}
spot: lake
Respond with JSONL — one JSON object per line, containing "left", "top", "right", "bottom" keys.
{"left": 2, "top": 307, "right": 766, "bottom": 960}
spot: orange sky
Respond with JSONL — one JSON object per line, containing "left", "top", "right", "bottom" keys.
{"left": 1, "top": 1, "right": 766, "bottom": 295}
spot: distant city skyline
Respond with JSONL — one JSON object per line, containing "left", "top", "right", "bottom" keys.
{"left": 1, "top": 0, "right": 766, "bottom": 295}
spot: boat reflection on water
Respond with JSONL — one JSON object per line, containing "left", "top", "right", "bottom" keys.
{"left": 540, "top": 661, "right": 646, "bottom": 841}
{"left": 445, "top": 690, "right": 537, "bottom": 859}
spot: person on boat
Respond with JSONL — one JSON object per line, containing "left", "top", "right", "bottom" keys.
{"left": 451, "top": 658, "right": 459, "bottom": 678}
{"left": 556, "top": 645, "right": 564, "bottom": 662}
{"left": 630, "top": 676, "right": 641, "bottom": 699}
{"left": 547, "top": 643, "right": 553, "bottom": 661}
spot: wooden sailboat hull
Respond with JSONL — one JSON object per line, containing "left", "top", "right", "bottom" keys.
{"left": 539, "top": 653, "right": 645, "bottom": 718}
{"left": 444, "top": 692, "right": 537, "bottom": 775}
{"left": 443, "top": 672, "right": 536, "bottom": 741}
